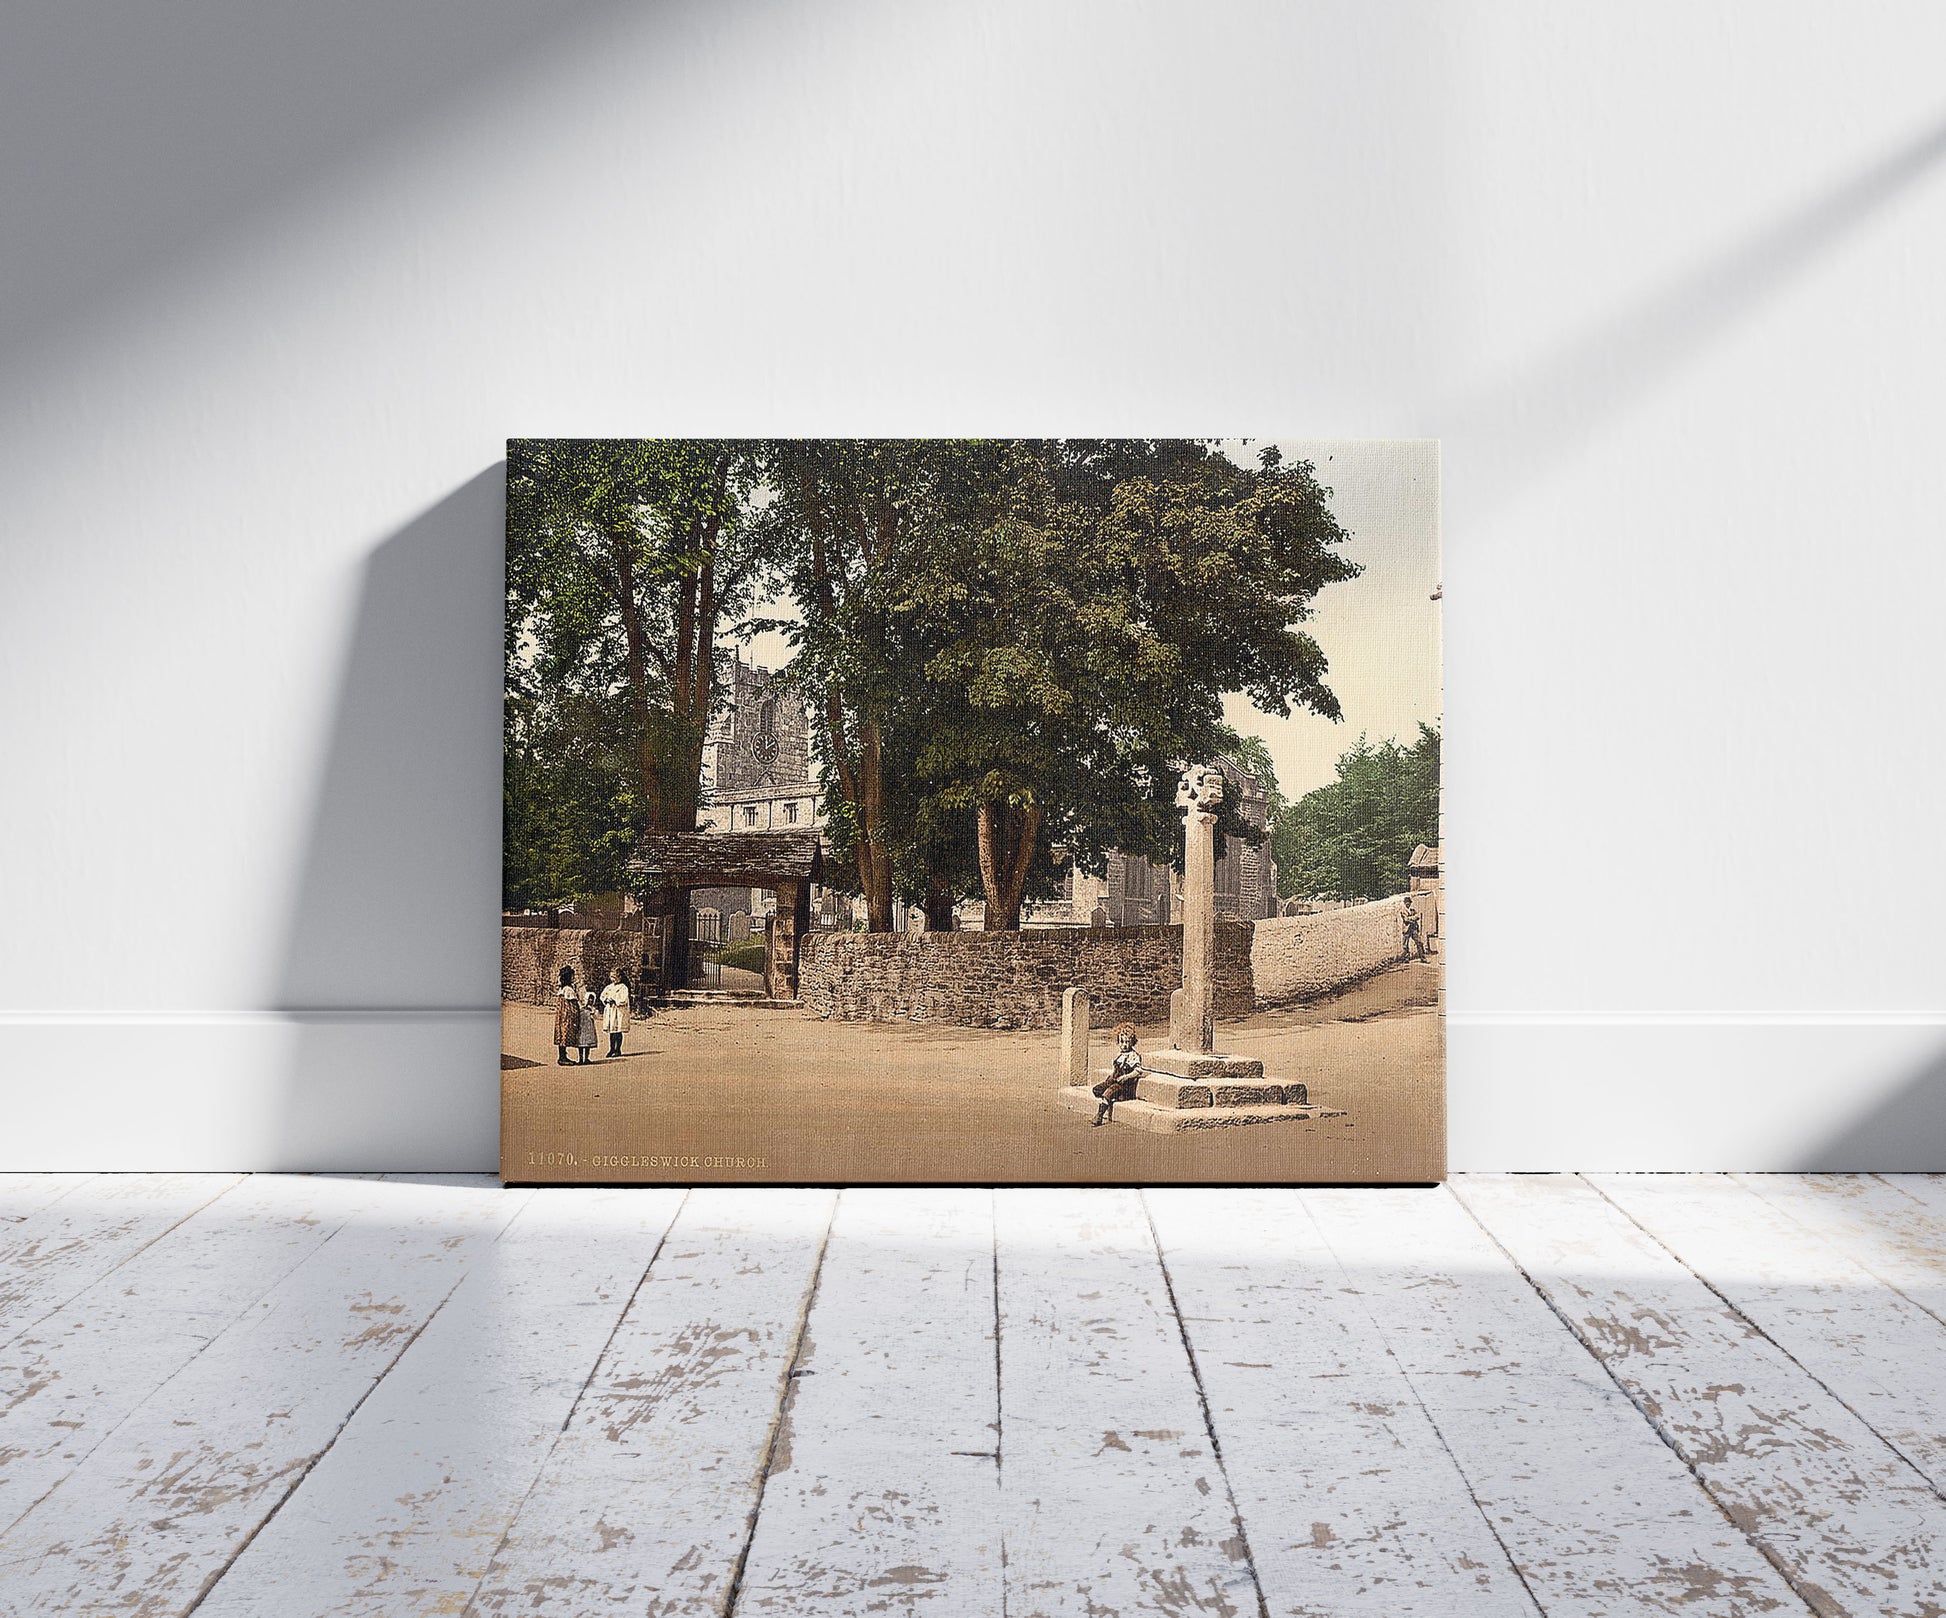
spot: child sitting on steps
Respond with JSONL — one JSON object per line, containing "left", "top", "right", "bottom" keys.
{"left": 1092, "top": 1024, "right": 1143, "bottom": 1127}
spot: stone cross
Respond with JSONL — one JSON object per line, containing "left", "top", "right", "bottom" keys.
{"left": 1169, "top": 764, "right": 1224, "bottom": 1052}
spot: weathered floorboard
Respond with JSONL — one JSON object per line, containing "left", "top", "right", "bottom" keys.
{"left": 1734, "top": 1175, "right": 1946, "bottom": 1325}
{"left": 1147, "top": 1186, "right": 1539, "bottom": 1616}
{"left": 1459, "top": 1173, "right": 1946, "bottom": 1617}
{"left": 0, "top": 1175, "right": 527, "bottom": 1616}
{"left": 995, "top": 1187, "right": 1261, "bottom": 1618}
{"left": 0, "top": 1174, "right": 406, "bottom": 1535}
{"left": 732, "top": 1187, "right": 1003, "bottom": 1615}
{"left": 1595, "top": 1173, "right": 1946, "bottom": 1499}
{"left": 9, "top": 1174, "right": 1944, "bottom": 1617}
{"left": 192, "top": 1185, "right": 687, "bottom": 1617}
{"left": 465, "top": 1186, "right": 838, "bottom": 1616}
{"left": 0, "top": 1174, "right": 96, "bottom": 1223}
{"left": 1304, "top": 1185, "right": 1806, "bottom": 1616}
{"left": 0, "top": 1173, "right": 244, "bottom": 1348}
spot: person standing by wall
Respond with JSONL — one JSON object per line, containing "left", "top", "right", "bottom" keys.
{"left": 1401, "top": 897, "right": 1428, "bottom": 962}
{"left": 601, "top": 967, "right": 632, "bottom": 1058}
{"left": 576, "top": 989, "right": 599, "bottom": 1064}
{"left": 553, "top": 966, "right": 580, "bottom": 1065}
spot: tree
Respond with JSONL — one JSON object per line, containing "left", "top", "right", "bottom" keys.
{"left": 506, "top": 438, "right": 1365, "bottom": 936}
{"left": 506, "top": 440, "right": 770, "bottom": 838}
{"left": 1272, "top": 723, "right": 1441, "bottom": 901}
{"left": 756, "top": 440, "right": 993, "bottom": 931}
{"left": 502, "top": 684, "right": 643, "bottom": 908}
{"left": 1220, "top": 733, "right": 1284, "bottom": 811}
{"left": 894, "top": 441, "right": 1359, "bottom": 927}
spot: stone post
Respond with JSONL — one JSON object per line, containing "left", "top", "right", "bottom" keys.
{"left": 1169, "top": 764, "right": 1224, "bottom": 1053}
{"left": 771, "top": 880, "right": 811, "bottom": 999}
{"left": 1060, "top": 986, "right": 1092, "bottom": 1087}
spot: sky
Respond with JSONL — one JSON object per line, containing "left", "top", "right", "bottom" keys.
{"left": 734, "top": 438, "right": 1441, "bottom": 805}
{"left": 1217, "top": 439, "right": 1441, "bottom": 801}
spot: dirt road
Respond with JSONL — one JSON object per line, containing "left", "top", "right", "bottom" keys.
{"left": 501, "top": 961, "right": 1443, "bottom": 1184}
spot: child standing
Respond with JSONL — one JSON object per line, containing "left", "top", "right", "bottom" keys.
{"left": 553, "top": 966, "right": 579, "bottom": 1065}
{"left": 1092, "top": 1023, "right": 1143, "bottom": 1127}
{"left": 600, "top": 967, "right": 632, "bottom": 1058}
{"left": 576, "top": 989, "right": 599, "bottom": 1065}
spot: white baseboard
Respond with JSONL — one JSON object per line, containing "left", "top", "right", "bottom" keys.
{"left": 0, "top": 1013, "right": 499, "bottom": 1173}
{"left": 0, "top": 1013, "right": 1940, "bottom": 1173}
{"left": 1448, "top": 1015, "right": 1946, "bottom": 1171}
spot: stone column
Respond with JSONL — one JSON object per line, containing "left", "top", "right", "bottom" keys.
{"left": 1169, "top": 764, "right": 1224, "bottom": 1053}
{"left": 771, "top": 880, "right": 811, "bottom": 998}
{"left": 1060, "top": 986, "right": 1092, "bottom": 1087}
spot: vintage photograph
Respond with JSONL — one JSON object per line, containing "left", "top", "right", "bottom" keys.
{"left": 501, "top": 439, "right": 1442, "bottom": 1183}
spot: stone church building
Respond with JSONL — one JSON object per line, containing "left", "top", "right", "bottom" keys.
{"left": 690, "top": 657, "right": 845, "bottom": 942}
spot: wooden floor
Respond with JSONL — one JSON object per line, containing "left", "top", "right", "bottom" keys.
{"left": 2, "top": 1177, "right": 1945, "bottom": 1615}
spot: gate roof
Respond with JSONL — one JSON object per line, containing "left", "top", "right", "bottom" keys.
{"left": 627, "top": 830, "right": 824, "bottom": 889}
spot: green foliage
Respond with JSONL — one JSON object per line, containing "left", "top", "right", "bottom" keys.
{"left": 1218, "top": 732, "right": 1283, "bottom": 813}
{"left": 1272, "top": 724, "right": 1441, "bottom": 901}
{"left": 707, "top": 941, "right": 768, "bottom": 974}
{"left": 505, "top": 439, "right": 1367, "bottom": 927}
{"left": 763, "top": 439, "right": 1358, "bottom": 924}
{"left": 502, "top": 686, "right": 644, "bottom": 909}
{"left": 503, "top": 439, "right": 773, "bottom": 904}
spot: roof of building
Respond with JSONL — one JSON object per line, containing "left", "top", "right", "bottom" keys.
{"left": 627, "top": 830, "right": 824, "bottom": 888}
{"left": 1408, "top": 843, "right": 1441, "bottom": 874}
{"left": 705, "top": 783, "right": 820, "bottom": 804}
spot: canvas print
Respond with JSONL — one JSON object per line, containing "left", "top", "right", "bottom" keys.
{"left": 502, "top": 439, "right": 1442, "bottom": 1183}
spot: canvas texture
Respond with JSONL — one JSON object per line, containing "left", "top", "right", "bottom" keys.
{"left": 501, "top": 439, "right": 1443, "bottom": 1183}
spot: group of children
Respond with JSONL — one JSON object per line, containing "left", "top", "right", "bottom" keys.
{"left": 552, "top": 965, "right": 645, "bottom": 1065}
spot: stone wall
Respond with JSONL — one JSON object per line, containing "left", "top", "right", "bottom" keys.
{"left": 1251, "top": 895, "right": 1416, "bottom": 1006}
{"left": 501, "top": 927, "right": 650, "bottom": 1006}
{"left": 798, "top": 923, "right": 1253, "bottom": 1029}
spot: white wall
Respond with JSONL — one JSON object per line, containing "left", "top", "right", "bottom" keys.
{"left": 4, "top": 2, "right": 1943, "bottom": 1171}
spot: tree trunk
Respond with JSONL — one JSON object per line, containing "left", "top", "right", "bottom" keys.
{"left": 610, "top": 534, "right": 664, "bottom": 828}
{"left": 978, "top": 802, "right": 1007, "bottom": 930}
{"left": 859, "top": 721, "right": 894, "bottom": 931}
{"left": 922, "top": 880, "right": 958, "bottom": 933}
{"left": 977, "top": 798, "right": 1041, "bottom": 931}
{"left": 668, "top": 531, "right": 718, "bottom": 834}
{"left": 799, "top": 471, "right": 905, "bottom": 932}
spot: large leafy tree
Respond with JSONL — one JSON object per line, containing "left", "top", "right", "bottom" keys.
{"left": 897, "top": 441, "right": 1359, "bottom": 927}
{"left": 503, "top": 439, "right": 771, "bottom": 907}
{"left": 506, "top": 438, "right": 1365, "bottom": 935}
{"left": 503, "top": 686, "right": 642, "bottom": 908}
{"left": 756, "top": 440, "right": 991, "bottom": 931}
{"left": 1273, "top": 723, "right": 1441, "bottom": 901}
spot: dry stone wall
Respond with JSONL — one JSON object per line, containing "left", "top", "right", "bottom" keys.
{"left": 798, "top": 923, "right": 1253, "bottom": 1029}
{"left": 501, "top": 926, "right": 649, "bottom": 1005}
{"left": 1252, "top": 895, "right": 1414, "bottom": 1006}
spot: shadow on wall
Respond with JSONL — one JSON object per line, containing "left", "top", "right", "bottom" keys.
{"left": 270, "top": 467, "right": 505, "bottom": 1170}
{"left": 1797, "top": 1047, "right": 1946, "bottom": 1173}
{"left": 0, "top": 0, "right": 641, "bottom": 381}
{"left": 1448, "top": 109, "right": 1946, "bottom": 513}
